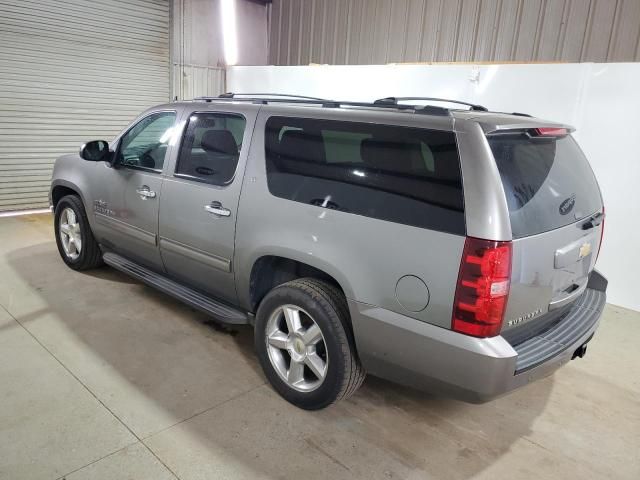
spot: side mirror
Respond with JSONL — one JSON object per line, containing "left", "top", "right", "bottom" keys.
{"left": 80, "top": 140, "right": 112, "bottom": 162}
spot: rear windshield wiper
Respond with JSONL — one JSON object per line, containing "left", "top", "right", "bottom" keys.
{"left": 582, "top": 212, "right": 604, "bottom": 230}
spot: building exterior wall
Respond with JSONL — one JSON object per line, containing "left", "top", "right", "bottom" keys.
{"left": 268, "top": 0, "right": 640, "bottom": 65}
{"left": 172, "top": 0, "right": 269, "bottom": 99}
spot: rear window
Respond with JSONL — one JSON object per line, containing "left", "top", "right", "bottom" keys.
{"left": 176, "top": 112, "right": 246, "bottom": 185}
{"left": 264, "top": 116, "right": 465, "bottom": 234}
{"left": 488, "top": 132, "right": 601, "bottom": 238}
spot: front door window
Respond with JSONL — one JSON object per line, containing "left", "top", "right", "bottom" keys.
{"left": 116, "top": 111, "right": 177, "bottom": 172}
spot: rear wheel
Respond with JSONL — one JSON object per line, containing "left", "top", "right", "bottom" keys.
{"left": 54, "top": 195, "right": 103, "bottom": 270}
{"left": 255, "top": 278, "right": 365, "bottom": 410}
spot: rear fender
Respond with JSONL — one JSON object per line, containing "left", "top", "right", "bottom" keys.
{"left": 237, "top": 245, "right": 356, "bottom": 310}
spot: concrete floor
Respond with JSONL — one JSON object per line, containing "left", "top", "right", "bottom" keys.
{"left": 0, "top": 214, "right": 638, "bottom": 480}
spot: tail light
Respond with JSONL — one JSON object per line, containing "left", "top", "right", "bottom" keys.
{"left": 596, "top": 206, "right": 605, "bottom": 262}
{"left": 532, "top": 127, "right": 568, "bottom": 137}
{"left": 452, "top": 237, "right": 512, "bottom": 338}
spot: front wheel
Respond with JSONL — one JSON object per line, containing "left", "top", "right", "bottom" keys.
{"left": 54, "top": 194, "right": 103, "bottom": 271}
{"left": 255, "top": 278, "right": 365, "bottom": 410}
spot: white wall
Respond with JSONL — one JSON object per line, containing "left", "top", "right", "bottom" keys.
{"left": 227, "top": 63, "right": 640, "bottom": 312}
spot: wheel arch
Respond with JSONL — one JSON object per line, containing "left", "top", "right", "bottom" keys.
{"left": 50, "top": 179, "right": 97, "bottom": 226}
{"left": 244, "top": 251, "right": 355, "bottom": 314}
{"left": 51, "top": 179, "right": 86, "bottom": 209}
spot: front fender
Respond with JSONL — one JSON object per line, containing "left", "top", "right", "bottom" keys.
{"left": 50, "top": 154, "right": 95, "bottom": 227}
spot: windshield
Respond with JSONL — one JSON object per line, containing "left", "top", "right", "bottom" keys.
{"left": 487, "top": 132, "right": 602, "bottom": 238}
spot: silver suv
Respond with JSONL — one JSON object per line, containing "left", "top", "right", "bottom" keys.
{"left": 50, "top": 94, "right": 607, "bottom": 410}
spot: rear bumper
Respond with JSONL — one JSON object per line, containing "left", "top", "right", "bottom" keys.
{"left": 350, "top": 279, "right": 606, "bottom": 403}
{"left": 512, "top": 287, "right": 603, "bottom": 373}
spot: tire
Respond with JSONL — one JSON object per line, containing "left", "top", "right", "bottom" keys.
{"left": 54, "top": 194, "right": 103, "bottom": 271}
{"left": 255, "top": 278, "right": 365, "bottom": 410}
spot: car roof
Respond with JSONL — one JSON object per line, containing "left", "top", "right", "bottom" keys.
{"left": 150, "top": 95, "right": 574, "bottom": 133}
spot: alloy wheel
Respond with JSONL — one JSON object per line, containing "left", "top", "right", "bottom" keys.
{"left": 265, "top": 304, "right": 328, "bottom": 392}
{"left": 59, "top": 207, "right": 82, "bottom": 260}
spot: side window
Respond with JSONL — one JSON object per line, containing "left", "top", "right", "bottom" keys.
{"left": 322, "top": 130, "right": 371, "bottom": 164}
{"left": 175, "top": 112, "right": 246, "bottom": 185}
{"left": 116, "top": 112, "right": 176, "bottom": 171}
{"left": 264, "top": 116, "right": 465, "bottom": 235}
{"left": 420, "top": 142, "right": 435, "bottom": 172}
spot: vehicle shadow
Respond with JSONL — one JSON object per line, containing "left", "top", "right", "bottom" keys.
{"left": 76, "top": 263, "right": 140, "bottom": 284}
{"left": 7, "top": 241, "right": 554, "bottom": 480}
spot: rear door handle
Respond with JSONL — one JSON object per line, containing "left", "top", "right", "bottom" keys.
{"left": 136, "top": 186, "right": 156, "bottom": 200}
{"left": 204, "top": 201, "right": 231, "bottom": 217}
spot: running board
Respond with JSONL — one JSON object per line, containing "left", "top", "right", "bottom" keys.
{"left": 103, "top": 252, "right": 249, "bottom": 325}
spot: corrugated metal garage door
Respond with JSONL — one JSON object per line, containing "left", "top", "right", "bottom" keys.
{"left": 0, "top": 0, "right": 170, "bottom": 211}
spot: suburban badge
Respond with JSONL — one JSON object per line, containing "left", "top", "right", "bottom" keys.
{"left": 507, "top": 308, "right": 543, "bottom": 327}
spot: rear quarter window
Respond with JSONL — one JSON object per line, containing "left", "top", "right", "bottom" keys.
{"left": 264, "top": 116, "right": 465, "bottom": 235}
{"left": 488, "top": 132, "right": 602, "bottom": 238}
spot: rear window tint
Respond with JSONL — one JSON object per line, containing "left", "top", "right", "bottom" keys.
{"left": 264, "top": 116, "right": 465, "bottom": 234}
{"left": 175, "top": 112, "right": 245, "bottom": 185}
{"left": 488, "top": 132, "right": 601, "bottom": 238}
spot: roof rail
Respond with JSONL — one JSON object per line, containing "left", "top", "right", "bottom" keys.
{"left": 191, "top": 94, "right": 475, "bottom": 117}
{"left": 216, "top": 92, "right": 330, "bottom": 101}
{"left": 374, "top": 96, "right": 488, "bottom": 112}
{"left": 194, "top": 95, "right": 334, "bottom": 106}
